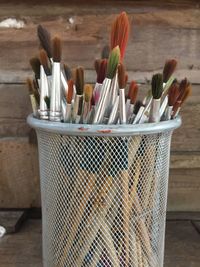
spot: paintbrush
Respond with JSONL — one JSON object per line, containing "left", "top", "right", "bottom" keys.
{"left": 49, "top": 36, "right": 62, "bottom": 121}
{"left": 127, "top": 81, "right": 139, "bottom": 121}
{"left": 72, "top": 67, "right": 84, "bottom": 123}
{"left": 149, "top": 73, "right": 163, "bottom": 123}
{"left": 63, "top": 79, "right": 73, "bottom": 122}
{"left": 86, "top": 95, "right": 95, "bottom": 124}
{"left": 163, "top": 59, "right": 177, "bottom": 85}
{"left": 93, "top": 46, "right": 120, "bottom": 124}
{"left": 118, "top": 63, "right": 127, "bottom": 124}
{"left": 39, "top": 49, "right": 52, "bottom": 90}
{"left": 29, "top": 57, "right": 40, "bottom": 88}
{"left": 94, "top": 59, "right": 107, "bottom": 105}
{"left": 163, "top": 81, "right": 180, "bottom": 120}
{"left": 110, "top": 11, "right": 130, "bottom": 61}
{"left": 101, "top": 45, "right": 110, "bottom": 59}
{"left": 81, "top": 84, "right": 93, "bottom": 123}
{"left": 132, "top": 101, "right": 145, "bottom": 124}
{"left": 108, "top": 95, "right": 119, "bottom": 124}
{"left": 37, "top": 24, "right": 68, "bottom": 95}
{"left": 26, "top": 78, "right": 39, "bottom": 117}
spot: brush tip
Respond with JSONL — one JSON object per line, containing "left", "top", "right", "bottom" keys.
{"left": 106, "top": 46, "right": 120, "bottom": 79}
{"left": 29, "top": 57, "right": 41, "bottom": 79}
{"left": 37, "top": 24, "right": 52, "bottom": 59}
{"left": 67, "top": 79, "right": 74, "bottom": 104}
{"left": 75, "top": 67, "right": 84, "bottom": 95}
{"left": 118, "top": 63, "right": 126, "bottom": 89}
{"left": 129, "top": 81, "right": 139, "bottom": 104}
{"left": 151, "top": 73, "right": 163, "bottom": 99}
{"left": 163, "top": 59, "right": 177, "bottom": 83}
{"left": 84, "top": 84, "right": 93, "bottom": 102}
{"left": 52, "top": 36, "right": 62, "bottom": 62}
{"left": 39, "top": 49, "right": 51, "bottom": 75}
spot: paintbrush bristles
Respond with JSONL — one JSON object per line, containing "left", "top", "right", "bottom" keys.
{"left": 163, "top": 59, "right": 177, "bottom": 83}
{"left": 134, "top": 100, "right": 143, "bottom": 114}
{"left": 37, "top": 25, "right": 52, "bottom": 59}
{"left": 67, "top": 80, "right": 74, "bottom": 104}
{"left": 151, "top": 73, "right": 163, "bottom": 99}
{"left": 64, "top": 64, "right": 72, "bottom": 80}
{"left": 75, "top": 67, "right": 84, "bottom": 95}
{"left": 181, "top": 85, "right": 191, "bottom": 104}
{"left": 97, "top": 59, "right": 107, "bottom": 84}
{"left": 168, "top": 82, "right": 180, "bottom": 106}
{"left": 39, "top": 49, "right": 51, "bottom": 76}
{"left": 101, "top": 45, "right": 110, "bottom": 59}
{"left": 94, "top": 59, "right": 101, "bottom": 75}
{"left": 118, "top": 63, "right": 126, "bottom": 89}
{"left": 110, "top": 11, "right": 130, "bottom": 60}
{"left": 106, "top": 46, "right": 120, "bottom": 79}
{"left": 84, "top": 84, "right": 93, "bottom": 102}
{"left": 52, "top": 36, "right": 62, "bottom": 62}
{"left": 129, "top": 81, "right": 139, "bottom": 104}
{"left": 26, "top": 78, "right": 40, "bottom": 104}
{"left": 30, "top": 57, "right": 41, "bottom": 79}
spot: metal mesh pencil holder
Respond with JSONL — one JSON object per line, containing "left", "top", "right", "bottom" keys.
{"left": 27, "top": 114, "right": 181, "bottom": 267}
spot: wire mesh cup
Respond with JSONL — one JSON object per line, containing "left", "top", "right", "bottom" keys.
{"left": 27, "top": 114, "right": 181, "bottom": 267}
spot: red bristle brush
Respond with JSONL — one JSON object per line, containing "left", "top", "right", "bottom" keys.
{"left": 127, "top": 81, "right": 139, "bottom": 120}
{"left": 164, "top": 81, "right": 180, "bottom": 120}
{"left": 64, "top": 79, "right": 74, "bottom": 123}
{"left": 110, "top": 11, "right": 130, "bottom": 61}
{"left": 94, "top": 59, "right": 107, "bottom": 104}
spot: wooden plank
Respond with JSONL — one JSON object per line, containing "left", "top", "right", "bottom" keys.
{"left": 0, "top": 210, "right": 27, "bottom": 233}
{"left": 170, "top": 152, "right": 200, "bottom": 169}
{"left": 167, "top": 212, "right": 200, "bottom": 221}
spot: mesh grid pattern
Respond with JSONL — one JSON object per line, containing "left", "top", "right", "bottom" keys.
{"left": 37, "top": 130, "right": 172, "bottom": 267}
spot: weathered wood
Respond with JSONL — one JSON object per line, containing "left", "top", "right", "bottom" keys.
{"left": 0, "top": 210, "right": 27, "bottom": 233}
{"left": 170, "top": 152, "right": 200, "bottom": 169}
{"left": 167, "top": 212, "right": 200, "bottom": 221}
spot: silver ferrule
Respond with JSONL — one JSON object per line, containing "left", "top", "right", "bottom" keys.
{"left": 110, "top": 72, "right": 118, "bottom": 107}
{"left": 47, "top": 75, "right": 52, "bottom": 96}
{"left": 63, "top": 103, "right": 72, "bottom": 123}
{"left": 30, "top": 94, "right": 39, "bottom": 118}
{"left": 165, "top": 106, "right": 173, "bottom": 120}
{"left": 119, "top": 88, "right": 126, "bottom": 124}
{"left": 61, "top": 100, "right": 66, "bottom": 121}
{"left": 82, "top": 102, "right": 91, "bottom": 124}
{"left": 86, "top": 106, "right": 95, "bottom": 124}
{"left": 159, "top": 95, "right": 168, "bottom": 118}
{"left": 149, "top": 98, "right": 161, "bottom": 123}
{"left": 174, "top": 106, "right": 181, "bottom": 118}
{"left": 126, "top": 99, "right": 130, "bottom": 113}
{"left": 93, "top": 78, "right": 112, "bottom": 124}
{"left": 50, "top": 62, "right": 61, "bottom": 121}
{"left": 127, "top": 104, "right": 134, "bottom": 121}
{"left": 40, "top": 65, "right": 49, "bottom": 120}
{"left": 72, "top": 94, "right": 83, "bottom": 123}
{"left": 133, "top": 106, "right": 145, "bottom": 124}
{"left": 108, "top": 95, "right": 119, "bottom": 125}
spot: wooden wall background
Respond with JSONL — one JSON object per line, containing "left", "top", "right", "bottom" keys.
{"left": 0, "top": 1, "right": 199, "bottom": 211}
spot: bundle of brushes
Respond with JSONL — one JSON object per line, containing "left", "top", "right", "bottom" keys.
{"left": 28, "top": 13, "right": 191, "bottom": 125}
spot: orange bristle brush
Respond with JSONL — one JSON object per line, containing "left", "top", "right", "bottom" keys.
{"left": 118, "top": 63, "right": 127, "bottom": 124}
{"left": 63, "top": 79, "right": 74, "bottom": 122}
{"left": 164, "top": 81, "right": 180, "bottom": 120}
{"left": 110, "top": 11, "right": 130, "bottom": 61}
{"left": 163, "top": 59, "right": 177, "bottom": 83}
{"left": 127, "top": 81, "right": 139, "bottom": 120}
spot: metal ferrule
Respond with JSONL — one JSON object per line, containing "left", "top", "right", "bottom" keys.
{"left": 61, "top": 100, "right": 66, "bottom": 121}
{"left": 174, "top": 106, "right": 181, "bottom": 118}
{"left": 82, "top": 102, "right": 91, "bottom": 124}
{"left": 40, "top": 65, "right": 49, "bottom": 120}
{"left": 50, "top": 62, "right": 61, "bottom": 121}
{"left": 30, "top": 94, "right": 39, "bottom": 118}
{"left": 149, "top": 99, "right": 161, "bottom": 123}
{"left": 159, "top": 95, "right": 168, "bottom": 118}
{"left": 86, "top": 106, "right": 95, "bottom": 124}
{"left": 127, "top": 103, "right": 134, "bottom": 120}
{"left": 133, "top": 106, "right": 145, "bottom": 124}
{"left": 119, "top": 88, "right": 126, "bottom": 124}
{"left": 125, "top": 99, "right": 130, "bottom": 113}
{"left": 47, "top": 75, "right": 52, "bottom": 96}
{"left": 165, "top": 106, "right": 173, "bottom": 121}
{"left": 110, "top": 72, "right": 118, "bottom": 107}
{"left": 72, "top": 94, "right": 83, "bottom": 123}
{"left": 93, "top": 78, "right": 112, "bottom": 124}
{"left": 108, "top": 95, "right": 119, "bottom": 125}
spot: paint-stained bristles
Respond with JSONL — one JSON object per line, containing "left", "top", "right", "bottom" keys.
{"left": 84, "top": 84, "right": 93, "bottom": 102}
{"left": 101, "top": 45, "right": 110, "bottom": 59}
{"left": 106, "top": 46, "right": 120, "bottom": 79}
{"left": 163, "top": 59, "right": 177, "bottom": 83}
{"left": 97, "top": 59, "right": 107, "bottom": 84}
{"left": 66, "top": 80, "right": 74, "bottom": 104}
{"left": 129, "top": 81, "right": 139, "bottom": 104}
{"left": 168, "top": 82, "right": 180, "bottom": 106}
{"left": 151, "top": 73, "right": 163, "bottom": 99}
{"left": 118, "top": 63, "right": 126, "bottom": 89}
{"left": 30, "top": 57, "right": 40, "bottom": 79}
{"left": 39, "top": 49, "right": 51, "bottom": 76}
{"left": 110, "top": 11, "right": 130, "bottom": 60}
{"left": 37, "top": 25, "right": 52, "bottom": 59}
{"left": 52, "top": 36, "right": 62, "bottom": 62}
{"left": 64, "top": 64, "right": 72, "bottom": 80}
{"left": 75, "top": 67, "right": 84, "bottom": 95}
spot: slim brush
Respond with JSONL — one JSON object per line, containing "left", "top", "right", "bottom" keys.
{"left": 94, "top": 59, "right": 107, "bottom": 105}
{"left": 164, "top": 82, "right": 180, "bottom": 120}
{"left": 118, "top": 63, "right": 127, "bottom": 124}
{"left": 132, "top": 101, "right": 145, "bottom": 124}
{"left": 63, "top": 79, "right": 73, "bottom": 122}
{"left": 93, "top": 46, "right": 120, "bottom": 124}
{"left": 101, "top": 45, "right": 110, "bottom": 59}
{"left": 26, "top": 78, "right": 39, "bottom": 117}
{"left": 110, "top": 12, "right": 130, "bottom": 61}
{"left": 30, "top": 57, "right": 41, "bottom": 87}
{"left": 50, "top": 36, "right": 62, "bottom": 121}
{"left": 37, "top": 24, "right": 52, "bottom": 59}
{"left": 127, "top": 81, "right": 138, "bottom": 120}
{"left": 73, "top": 67, "right": 84, "bottom": 123}
{"left": 163, "top": 59, "right": 177, "bottom": 84}
{"left": 39, "top": 49, "right": 52, "bottom": 96}
{"left": 82, "top": 84, "right": 93, "bottom": 123}
{"left": 64, "top": 64, "right": 72, "bottom": 81}
{"left": 149, "top": 73, "right": 163, "bottom": 122}
{"left": 87, "top": 95, "right": 96, "bottom": 124}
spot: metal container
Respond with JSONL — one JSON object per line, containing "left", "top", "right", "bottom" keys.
{"left": 27, "top": 114, "right": 181, "bottom": 267}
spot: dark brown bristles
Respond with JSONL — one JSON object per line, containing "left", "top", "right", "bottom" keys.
{"left": 75, "top": 67, "right": 84, "bottom": 95}
{"left": 94, "top": 59, "right": 101, "bottom": 75}
{"left": 118, "top": 63, "right": 126, "bottom": 89}
{"left": 181, "top": 84, "right": 191, "bottom": 104}
{"left": 178, "top": 78, "right": 190, "bottom": 100}
{"left": 64, "top": 64, "right": 72, "bottom": 80}
{"left": 101, "top": 45, "right": 110, "bottom": 59}
{"left": 26, "top": 78, "right": 40, "bottom": 104}
{"left": 67, "top": 79, "right": 74, "bottom": 104}
{"left": 39, "top": 49, "right": 51, "bottom": 76}
{"left": 91, "top": 95, "right": 95, "bottom": 106}
{"left": 129, "top": 81, "right": 139, "bottom": 105}
{"left": 110, "top": 11, "right": 130, "bottom": 61}
{"left": 163, "top": 59, "right": 177, "bottom": 83}
{"left": 151, "top": 73, "right": 163, "bottom": 99}
{"left": 97, "top": 59, "right": 107, "bottom": 84}
{"left": 52, "top": 36, "right": 62, "bottom": 62}
{"left": 125, "top": 74, "right": 128, "bottom": 85}
{"left": 168, "top": 82, "right": 180, "bottom": 106}
{"left": 37, "top": 25, "right": 52, "bottom": 59}
{"left": 30, "top": 57, "right": 40, "bottom": 79}
{"left": 44, "top": 96, "right": 50, "bottom": 109}
{"left": 134, "top": 100, "right": 143, "bottom": 115}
